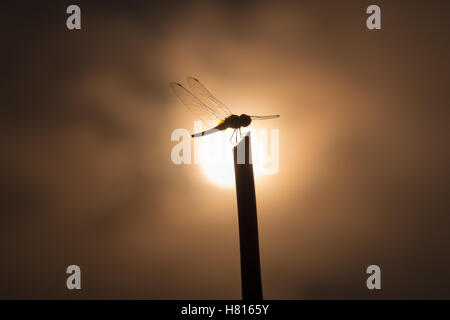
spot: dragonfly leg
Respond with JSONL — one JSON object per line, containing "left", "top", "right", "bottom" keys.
{"left": 230, "top": 129, "right": 236, "bottom": 143}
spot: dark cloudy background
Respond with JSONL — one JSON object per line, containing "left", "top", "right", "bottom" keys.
{"left": 1, "top": 0, "right": 449, "bottom": 299}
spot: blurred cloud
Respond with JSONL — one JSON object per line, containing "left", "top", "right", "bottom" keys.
{"left": 0, "top": 0, "right": 449, "bottom": 298}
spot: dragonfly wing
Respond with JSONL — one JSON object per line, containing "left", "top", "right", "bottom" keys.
{"left": 250, "top": 115, "right": 280, "bottom": 120}
{"left": 187, "top": 77, "right": 233, "bottom": 118}
{"left": 170, "top": 82, "right": 224, "bottom": 126}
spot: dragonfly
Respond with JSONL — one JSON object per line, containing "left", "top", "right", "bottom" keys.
{"left": 170, "top": 77, "right": 280, "bottom": 143}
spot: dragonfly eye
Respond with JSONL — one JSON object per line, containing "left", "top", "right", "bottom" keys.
{"left": 240, "top": 114, "right": 251, "bottom": 127}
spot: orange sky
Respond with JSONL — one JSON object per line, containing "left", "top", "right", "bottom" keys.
{"left": 1, "top": 0, "right": 449, "bottom": 298}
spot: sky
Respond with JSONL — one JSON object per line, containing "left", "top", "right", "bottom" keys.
{"left": 1, "top": 0, "right": 449, "bottom": 299}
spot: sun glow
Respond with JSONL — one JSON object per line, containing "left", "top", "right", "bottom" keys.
{"left": 197, "top": 129, "right": 268, "bottom": 187}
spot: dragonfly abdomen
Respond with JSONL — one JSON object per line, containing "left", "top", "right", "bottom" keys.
{"left": 191, "top": 124, "right": 227, "bottom": 138}
{"left": 191, "top": 119, "right": 231, "bottom": 138}
{"left": 191, "top": 115, "right": 253, "bottom": 138}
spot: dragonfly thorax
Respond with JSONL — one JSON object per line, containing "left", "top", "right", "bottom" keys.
{"left": 222, "top": 114, "right": 251, "bottom": 129}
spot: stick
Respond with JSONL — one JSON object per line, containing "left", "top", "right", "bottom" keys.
{"left": 233, "top": 132, "right": 263, "bottom": 300}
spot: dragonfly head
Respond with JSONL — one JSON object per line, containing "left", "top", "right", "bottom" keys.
{"left": 239, "top": 114, "right": 251, "bottom": 127}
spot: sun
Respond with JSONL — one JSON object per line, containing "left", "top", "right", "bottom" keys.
{"left": 197, "top": 130, "right": 263, "bottom": 187}
{"left": 202, "top": 162, "right": 235, "bottom": 187}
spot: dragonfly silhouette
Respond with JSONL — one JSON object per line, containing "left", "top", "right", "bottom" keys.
{"left": 170, "top": 77, "right": 279, "bottom": 142}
